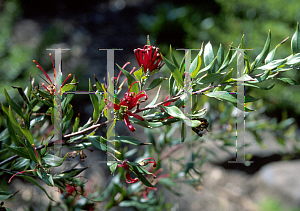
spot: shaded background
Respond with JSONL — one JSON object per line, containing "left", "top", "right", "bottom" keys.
{"left": 1, "top": 0, "right": 300, "bottom": 210}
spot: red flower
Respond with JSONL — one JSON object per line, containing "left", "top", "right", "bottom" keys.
{"left": 105, "top": 81, "right": 147, "bottom": 132}
{"left": 118, "top": 158, "right": 157, "bottom": 184}
{"left": 33, "top": 53, "right": 71, "bottom": 95}
{"left": 142, "top": 167, "right": 169, "bottom": 200}
{"left": 134, "top": 45, "right": 164, "bottom": 74}
{"left": 117, "top": 160, "right": 139, "bottom": 183}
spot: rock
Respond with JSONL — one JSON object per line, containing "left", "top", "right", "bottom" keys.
{"left": 255, "top": 160, "right": 300, "bottom": 208}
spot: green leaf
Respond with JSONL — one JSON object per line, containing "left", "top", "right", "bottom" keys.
{"left": 277, "top": 78, "right": 298, "bottom": 85}
{"left": 37, "top": 170, "right": 54, "bottom": 186}
{"left": 30, "top": 115, "right": 46, "bottom": 129}
{"left": 191, "top": 55, "right": 202, "bottom": 78}
{"left": 241, "top": 83, "right": 275, "bottom": 90}
{"left": 291, "top": 22, "right": 300, "bottom": 55}
{"left": 89, "top": 78, "right": 100, "bottom": 123}
{"left": 117, "top": 63, "right": 139, "bottom": 95}
{"left": 22, "top": 175, "right": 55, "bottom": 201}
{"left": 42, "top": 153, "right": 67, "bottom": 167}
{"left": 285, "top": 53, "right": 300, "bottom": 65}
{"left": 205, "top": 91, "right": 259, "bottom": 104}
{"left": 143, "top": 85, "right": 161, "bottom": 116}
{"left": 217, "top": 45, "right": 234, "bottom": 73}
{"left": 195, "top": 73, "right": 224, "bottom": 85}
{"left": 133, "top": 67, "right": 143, "bottom": 82}
{"left": 61, "top": 83, "right": 77, "bottom": 93}
{"left": 12, "top": 86, "right": 30, "bottom": 105}
{"left": 145, "top": 77, "right": 167, "bottom": 91}
{"left": 204, "top": 42, "right": 214, "bottom": 69}
{"left": 109, "top": 162, "right": 118, "bottom": 175}
{"left": 161, "top": 54, "right": 184, "bottom": 87}
{"left": 162, "top": 105, "right": 201, "bottom": 127}
{"left": 194, "top": 57, "right": 217, "bottom": 79}
{"left": 257, "top": 59, "right": 286, "bottom": 70}
{"left": 181, "top": 122, "right": 186, "bottom": 143}
{"left": 23, "top": 139, "right": 38, "bottom": 163}
{"left": 4, "top": 88, "right": 24, "bottom": 120}
{"left": 73, "top": 115, "right": 80, "bottom": 133}
{"left": 4, "top": 144, "right": 31, "bottom": 159}
{"left": 0, "top": 190, "right": 20, "bottom": 200}
{"left": 251, "top": 29, "right": 271, "bottom": 70}
{"left": 20, "top": 127, "right": 34, "bottom": 144}
{"left": 114, "top": 136, "right": 151, "bottom": 146}
{"left": 249, "top": 69, "right": 271, "bottom": 83}
{"left": 225, "top": 74, "right": 255, "bottom": 82}
{"left": 265, "top": 37, "right": 288, "bottom": 64}
{"left": 53, "top": 166, "right": 89, "bottom": 180}
{"left": 170, "top": 45, "right": 179, "bottom": 68}
{"left": 88, "top": 135, "right": 107, "bottom": 151}
{"left": 217, "top": 43, "right": 224, "bottom": 68}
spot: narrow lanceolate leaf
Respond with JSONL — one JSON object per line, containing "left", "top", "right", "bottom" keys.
{"left": 143, "top": 85, "right": 161, "bottom": 116}
{"left": 205, "top": 91, "right": 259, "bottom": 104}
{"left": 4, "top": 88, "right": 24, "bottom": 120}
{"left": 20, "top": 127, "right": 34, "bottom": 145}
{"left": 42, "top": 154, "right": 67, "bottom": 167}
{"left": 162, "top": 105, "right": 201, "bottom": 127}
{"left": 204, "top": 42, "right": 214, "bottom": 68}
{"left": 161, "top": 54, "right": 184, "bottom": 87}
{"left": 225, "top": 74, "right": 255, "bottom": 82}
{"left": 217, "top": 45, "right": 234, "bottom": 73}
{"left": 22, "top": 175, "right": 55, "bottom": 201}
{"left": 4, "top": 144, "right": 31, "bottom": 159}
{"left": 37, "top": 170, "right": 54, "bottom": 186}
{"left": 12, "top": 86, "right": 30, "bottom": 105}
{"left": 285, "top": 53, "right": 300, "bottom": 65}
{"left": 194, "top": 57, "right": 217, "bottom": 79}
{"left": 0, "top": 190, "right": 20, "bottom": 200}
{"left": 257, "top": 59, "right": 286, "bottom": 70}
{"left": 191, "top": 55, "right": 201, "bottom": 78}
{"left": 170, "top": 45, "right": 179, "bottom": 68}
{"left": 89, "top": 78, "right": 100, "bottom": 123}
{"left": 114, "top": 136, "right": 151, "bottom": 146}
{"left": 217, "top": 43, "right": 224, "bottom": 68}
{"left": 88, "top": 135, "right": 107, "bottom": 151}
{"left": 291, "top": 22, "right": 300, "bottom": 55}
{"left": 251, "top": 29, "right": 271, "bottom": 71}
{"left": 265, "top": 37, "right": 289, "bottom": 64}
{"left": 24, "top": 139, "right": 38, "bottom": 163}
{"left": 195, "top": 73, "right": 224, "bottom": 85}
{"left": 145, "top": 77, "right": 167, "bottom": 91}
{"left": 277, "top": 78, "right": 298, "bottom": 85}
{"left": 109, "top": 162, "right": 118, "bottom": 175}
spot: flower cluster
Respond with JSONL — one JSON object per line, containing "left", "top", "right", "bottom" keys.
{"left": 33, "top": 53, "right": 71, "bottom": 95}
{"left": 134, "top": 45, "right": 164, "bottom": 74}
{"left": 105, "top": 81, "right": 147, "bottom": 132}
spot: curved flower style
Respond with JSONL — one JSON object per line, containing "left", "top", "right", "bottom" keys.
{"left": 105, "top": 81, "right": 148, "bottom": 132}
{"left": 33, "top": 53, "right": 71, "bottom": 95}
{"left": 134, "top": 45, "right": 164, "bottom": 74}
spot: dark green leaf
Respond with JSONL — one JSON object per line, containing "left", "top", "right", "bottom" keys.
{"left": 195, "top": 73, "right": 224, "bottom": 85}
{"left": 145, "top": 77, "right": 167, "bottom": 91}
{"left": 161, "top": 54, "right": 184, "bottom": 87}
{"left": 4, "top": 88, "right": 24, "bottom": 120}
{"left": 114, "top": 136, "right": 151, "bottom": 146}
{"left": 12, "top": 86, "right": 30, "bottom": 105}
{"left": 217, "top": 45, "right": 235, "bottom": 73}
{"left": 251, "top": 29, "right": 271, "bottom": 70}
{"left": 109, "top": 162, "right": 118, "bottom": 175}
{"left": 37, "top": 170, "right": 54, "bottom": 186}
{"left": 170, "top": 45, "right": 179, "bottom": 68}
{"left": 89, "top": 78, "right": 100, "bottom": 123}
{"left": 4, "top": 144, "right": 31, "bottom": 159}
{"left": 291, "top": 22, "right": 300, "bottom": 55}
{"left": 42, "top": 153, "right": 67, "bottom": 167}
{"left": 88, "top": 135, "right": 107, "bottom": 151}
{"left": 0, "top": 190, "right": 20, "bottom": 200}
{"left": 217, "top": 43, "right": 224, "bottom": 68}
{"left": 277, "top": 78, "right": 298, "bottom": 85}
{"left": 22, "top": 175, "right": 55, "bottom": 201}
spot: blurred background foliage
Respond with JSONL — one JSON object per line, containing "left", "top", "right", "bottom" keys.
{"left": 138, "top": 0, "right": 300, "bottom": 127}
